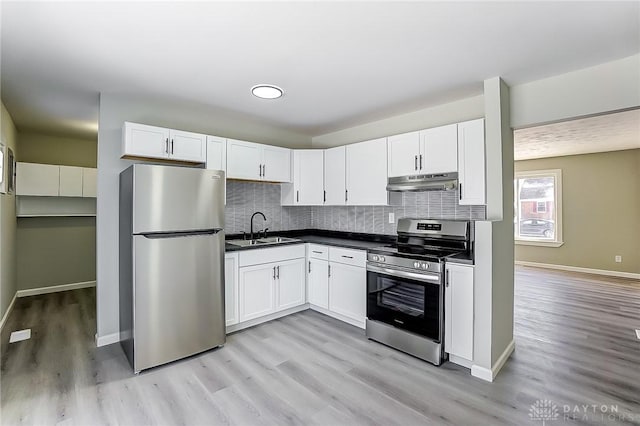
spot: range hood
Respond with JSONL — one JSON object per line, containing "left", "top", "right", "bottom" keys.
{"left": 386, "top": 172, "right": 458, "bottom": 192}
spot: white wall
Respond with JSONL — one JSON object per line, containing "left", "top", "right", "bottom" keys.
{"left": 96, "top": 93, "right": 310, "bottom": 341}
{"left": 510, "top": 54, "right": 640, "bottom": 129}
{"left": 311, "top": 95, "right": 484, "bottom": 147}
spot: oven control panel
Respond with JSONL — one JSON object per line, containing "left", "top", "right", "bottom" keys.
{"left": 367, "top": 253, "right": 441, "bottom": 273}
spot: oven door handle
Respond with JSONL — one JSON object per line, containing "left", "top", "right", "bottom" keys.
{"left": 367, "top": 264, "right": 441, "bottom": 284}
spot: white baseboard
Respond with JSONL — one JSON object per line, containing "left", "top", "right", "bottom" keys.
{"left": 449, "top": 354, "right": 473, "bottom": 369}
{"left": 95, "top": 332, "right": 120, "bottom": 347}
{"left": 516, "top": 261, "right": 640, "bottom": 280}
{"left": 0, "top": 293, "right": 18, "bottom": 332}
{"left": 309, "top": 305, "right": 366, "bottom": 329}
{"left": 471, "top": 339, "right": 515, "bottom": 382}
{"left": 16, "top": 280, "right": 96, "bottom": 298}
{"left": 225, "top": 304, "right": 310, "bottom": 334}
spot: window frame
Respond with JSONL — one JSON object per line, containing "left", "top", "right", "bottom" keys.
{"left": 514, "top": 169, "right": 563, "bottom": 247}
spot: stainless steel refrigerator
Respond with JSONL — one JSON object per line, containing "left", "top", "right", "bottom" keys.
{"left": 119, "top": 164, "right": 225, "bottom": 373}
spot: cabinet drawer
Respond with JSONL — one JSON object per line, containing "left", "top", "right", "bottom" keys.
{"left": 238, "top": 244, "right": 305, "bottom": 267}
{"left": 307, "top": 244, "right": 329, "bottom": 260}
{"left": 329, "top": 247, "right": 366, "bottom": 268}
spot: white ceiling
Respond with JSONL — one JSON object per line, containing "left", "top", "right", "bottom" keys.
{"left": 1, "top": 1, "right": 639, "bottom": 140}
{"left": 514, "top": 108, "right": 640, "bottom": 160}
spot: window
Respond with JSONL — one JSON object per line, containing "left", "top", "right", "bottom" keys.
{"left": 514, "top": 169, "right": 563, "bottom": 247}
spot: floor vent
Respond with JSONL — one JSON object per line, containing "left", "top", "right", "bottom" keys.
{"left": 9, "top": 329, "right": 31, "bottom": 343}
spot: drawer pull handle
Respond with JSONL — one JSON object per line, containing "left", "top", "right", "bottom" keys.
{"left": 341, "top": 255, "right": 354, "bottom": 259}
{"left": 312, "top": 251, "right": 323, "bottom": 254}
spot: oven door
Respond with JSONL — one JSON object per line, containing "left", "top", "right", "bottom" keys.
{"left": 366, "top": 263, "right": 442, "bottom": 341}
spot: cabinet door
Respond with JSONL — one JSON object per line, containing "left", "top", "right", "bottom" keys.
{"left": 15, "top": 163, "right": 59, "bottom": 196}
{"left": 445, "top": 264, "right": 474, "bottom": 361}
{"left": 225, "top": 253, "right": 239, "bottom": 327}
{"left": 275, "top": 258, "right": 306, "bottom": 311}
{"left": 457, "top": 119, "right": 486, "bottom": 205}
{"left": 206, "top": 136, "right": 227, "bottom": 205}
{"left": 293, "top": 150, "right": 324, "bottom": 205}
{"left": 122, "top": 122, "right": 170, "bottom": 160}
{"left": 263, "top": 145, "right": 291, "bottom": 183}
{"left": 82, "top": 168, "right": 97, "bottom": 197}
{"left": 421, "top": 124, "right": 458, "bottom": 174}
{"left": 308, "top": 258, "right": 329, "bottom": 309}
{"left": 59, "top": 166, "right": 83, "bottom": 197}
{"left": 346, "top": 138, "right": 388, "bottom": 205}
{"left": 239, "top": 263, "right": 276, "bottom": 322}
{"left": 387, "top": 131, "right": 420, "bottom": 177}
{"left": 227, "top": 139, "right": 262, "bottom": 181}
{"left": 169, "top": 129, "right": 206, "bottom": 163}
{"left": 324, "top": 146, "right": 346, "bottom": 205}
{"left": 328, "top": 263, "right": 366, "bottom": 323}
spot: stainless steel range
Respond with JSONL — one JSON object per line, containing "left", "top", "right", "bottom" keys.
{"left": 366, "top": 218, "right": 473, "bottom": 365}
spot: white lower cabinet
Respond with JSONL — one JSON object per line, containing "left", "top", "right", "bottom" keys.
{"left": 224, "top": 253, "right": 239, "bottom": 327}
{"left": 239, "top": 263, "right": 277, "bottom": 322}
{"left": 328, "top": 262, "right": 366, "bottom": 325}
{"left": 234, "top": 245, "right": 306, "bottom": 329}
{"left": 444, "top": 263, "right": 474, "bottom": 365}
{"left": 307, "top": 244, "right": 366, "bottom": 328}
{"left": 307, "top": 258, "right": 329, "bottom": 309}
{"left": 275, "top": 258, "right": 306, "bottom": 311}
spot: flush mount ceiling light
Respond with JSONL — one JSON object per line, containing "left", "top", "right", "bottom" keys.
{"left": 251, "top": 84, "right": 283, "bottom": 99}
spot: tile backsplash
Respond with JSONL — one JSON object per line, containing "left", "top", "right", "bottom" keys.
{"left": 225, "top": 180, "right": 485, "bottom": 235}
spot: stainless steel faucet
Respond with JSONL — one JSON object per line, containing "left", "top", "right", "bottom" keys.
{"left": 250, "top": 211, "right": 266, "bottom": 240}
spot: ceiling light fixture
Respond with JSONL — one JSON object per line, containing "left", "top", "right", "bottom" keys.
{"left": 251, "top": 84, "right": 283, "bottom": 99}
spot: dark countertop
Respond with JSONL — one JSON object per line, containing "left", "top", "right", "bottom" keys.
{"left": 225, "top": 229, "right": 395, "bottom": 253}
{"left": 225, "top": 229, "right": 475, "bottom": 265}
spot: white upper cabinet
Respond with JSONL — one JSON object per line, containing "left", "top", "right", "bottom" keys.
{"left": 227, "top": 139, "right": 291, "bottom": 183}
{"left": 346, "top": 138, "right": 388, "bottom": 205}
{"left": 227, "top": 139, "right": 262, "bottom": 180}
{"left": 387, "top": 131, "right": 420, "bottom": 177}
{"left": 324, "top": 146, "right": 346, "bottom": 205}
{"left": 59, "top": 166, "right": 83, "bottom": 197}
{"left": 421, "top": 124, "right": 458, "bottom": 174}
{"left": 169, "top": 129, "right": 207, "bottom": 163}
{"left": 206, "top": 136, "right": 227, "bottom": 172}
{"left": 82, "top": 168, "right": 97, "bottom": 197}
{"left": 122, "top": 122, "right": 206, "bottom": 163}
{"left": 263, "top": 145, "right": 291, "bottom": 183}
{"left": 16, "top": 163, "right": 60, "bottom": 196}
{"left": 457, "top": 119, "right": 486, "bottom": 205}
{"left": 282, "top": 150, "right": 324, "bottom": 205}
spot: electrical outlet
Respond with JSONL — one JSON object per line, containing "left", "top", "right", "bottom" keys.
{"left": 615, "top": 255, "right": 622, "bottom": 263}
{"left": 388, "top": 212, "right": 395, "bottom": 224}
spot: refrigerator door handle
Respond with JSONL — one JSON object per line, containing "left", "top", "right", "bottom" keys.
{"left": 139, "top": 229, "right": 223, "bottom": 239}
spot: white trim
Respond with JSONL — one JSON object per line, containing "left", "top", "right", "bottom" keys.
{"left": 516, "top": 261, "right": 640, "bottom": 280}
{"left": 226, "top": 304, "right": 310, "bottom": 334}
{"left": 449, "top": 354, "right": 473, "bottom": 369}
{"left": 515, "top": 168, "right": 563, "bottom": 246}
{"left": 515, "top": 239, "right": 564, "bottom": 248}
{"left": 0, "top": 293, "right": 17, "bottom": 331}
{"left": 95, "top": 332, "right": 120, "bottom": 347}
{"left": 309, "top": 304, "right": 366, "bottom": 329}
{"left": 16, "top": 280, "right": 96, "bottom": 298}
{"left": 471, "top": 339, "right": 515, "bottom": 382}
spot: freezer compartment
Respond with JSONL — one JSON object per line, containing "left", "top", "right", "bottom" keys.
{"left": 132, "top": 231, "right": 225, "bottom": 372}
{"left": 131, "top": 164, "right": 225, "bottom": 234}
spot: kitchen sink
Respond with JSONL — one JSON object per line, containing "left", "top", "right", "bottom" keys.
{"left": 227, "top": 236, "right": 301, "bottom": 247}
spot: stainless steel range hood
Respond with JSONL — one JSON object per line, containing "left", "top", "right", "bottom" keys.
{"left": 386, "top": 172, "right": 458, "bottom": 192}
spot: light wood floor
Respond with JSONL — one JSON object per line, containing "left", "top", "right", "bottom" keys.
{"left": 1, "top": 267, "right": 639, "bottom": 425}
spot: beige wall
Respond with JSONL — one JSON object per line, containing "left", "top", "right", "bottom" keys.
{"left": 16, "top": 132, "right": 97, "bottom": 290}
{"left": 515, "top": 149, "right": 640, "bottom": 274}
{"left": 18, "top": 132, "right": 97, "bottom": 167}
{"left": 1, "top": 102, "right": 18, "bottom": 320}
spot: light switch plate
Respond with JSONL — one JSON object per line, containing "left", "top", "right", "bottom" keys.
{"left": 9, "top": 329, "right": 31, "bottom": 343}
{"left": 388, "top": 212, "right": 395, "bottom": 224}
